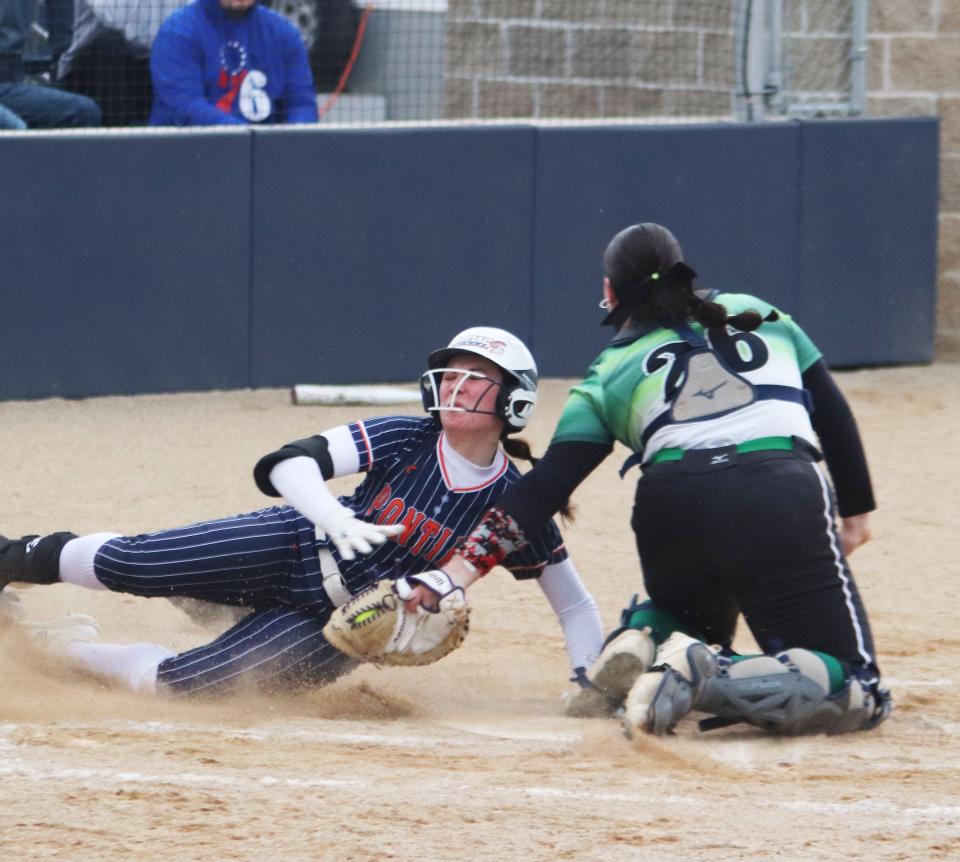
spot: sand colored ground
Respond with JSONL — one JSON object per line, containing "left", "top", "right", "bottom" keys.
{"left": 1, "top": 363, "right": 959, "bottom": 861}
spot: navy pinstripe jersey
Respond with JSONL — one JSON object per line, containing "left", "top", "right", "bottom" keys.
{"left": 329, "top": 416, "right": 568, "bottom": 589}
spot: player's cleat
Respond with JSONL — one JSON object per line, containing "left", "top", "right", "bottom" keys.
{"left": 20, "top": 613, "right": 100, "bottom": 658}
{"left": 622, "top": 632, "right": 718, "bottom": 738}
{"left": 565, "top": 628, "right": 656, "bottom": 718}
{"left": 0, "top": 532, "right": 76, "bottom": 591}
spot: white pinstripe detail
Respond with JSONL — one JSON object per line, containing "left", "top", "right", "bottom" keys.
{"left": 182, "top": 610, "right": 301, "bottom": 656}
{"left": 97, "top": 540, "right": 297, "bottom": 569}
{"left": 111, "top": 523, "right": 296, "bottom": 551}
{"left": 95, "top": 555, "right": 293, "bottom": 577}
{"left": 810, "top": 462, "right": 874, "bottom": 669}
{"left": 95, "top": 576, "right": 279, "bottom": 595}
{"left": 131, "top": 510, "right": 292, "bottom": 541}
{"left": 166, "top": 612, "right": 343, "bottom": 695}
{"left": 361, "top": 417, "right": 420, "bottom": 461}
{"left": 172, "top": 644, "right": 341, "bottom": 696}
{"left": 165, "top": 610, "right": 310, "bottom": 674}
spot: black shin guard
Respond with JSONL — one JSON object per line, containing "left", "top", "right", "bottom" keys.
{"left": 0, "top": 532, "right": 77, "bottom": 588}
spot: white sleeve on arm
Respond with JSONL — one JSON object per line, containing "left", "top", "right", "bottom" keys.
{"left": 324, "top": 424, "right": 361, "bottom": 477}
{"left": 269, "top": 455, "right": 349, "bottom": 527}
{"left": 537, "top": 557, "right": 604, "bottom": 674}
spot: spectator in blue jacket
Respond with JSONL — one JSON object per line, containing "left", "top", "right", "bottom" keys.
{"left": 149, "top": 0, "right": 318, "bottom": 126}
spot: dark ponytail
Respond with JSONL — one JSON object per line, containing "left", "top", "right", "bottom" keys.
{"left": 603, "top": 223, "right": 763, "bottom": 334}
{"left": 502, "top": 436, "right": 575, "bottom": 521}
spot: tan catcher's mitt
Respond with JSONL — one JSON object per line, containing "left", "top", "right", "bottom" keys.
{"left": 323, "top": 571, "right": 469, "bottom": 666}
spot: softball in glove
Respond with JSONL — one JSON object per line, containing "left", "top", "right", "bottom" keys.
{"left": 323, "top": 572, "right": 469, "bottom": 667}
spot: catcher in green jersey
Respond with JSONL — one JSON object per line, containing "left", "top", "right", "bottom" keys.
{"left": 404, "top": 222, "right": 891, "bottom": 738}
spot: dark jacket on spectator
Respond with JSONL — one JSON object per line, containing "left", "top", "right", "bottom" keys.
{"left": 0, "top": 0, "right": 75, "bottom": 82}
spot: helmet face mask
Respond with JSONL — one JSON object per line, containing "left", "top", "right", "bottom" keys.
{"left": 420, "top": 367, "right": 504, "bottom": 419}
{"left": 421, "top": 327, "right": 538, "bottom": 433}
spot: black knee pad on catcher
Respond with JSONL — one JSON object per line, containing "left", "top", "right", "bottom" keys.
{"left": 0, "top": 532, "right": 76, "bottom": 587}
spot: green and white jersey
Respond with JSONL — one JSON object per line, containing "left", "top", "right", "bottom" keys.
{"left": 551, "top": 293, "right": 821, "bottom": 461}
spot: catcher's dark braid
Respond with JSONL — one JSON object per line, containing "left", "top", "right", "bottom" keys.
{"left": 502, "top": 436, "right": 574, "bottom": 521}
{"left": 602, "top": 222, "right": 762, "bottom": 333}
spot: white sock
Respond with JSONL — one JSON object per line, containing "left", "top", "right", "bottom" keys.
{"left": 58, "top": 533, "right": 121, "bottom": 590}
{"left": 62, "top": 641, "right": 176, "bottom": 694}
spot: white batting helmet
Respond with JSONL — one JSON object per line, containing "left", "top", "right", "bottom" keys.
{"left": 420, "top": 326, "right": 539, "bottom": 433}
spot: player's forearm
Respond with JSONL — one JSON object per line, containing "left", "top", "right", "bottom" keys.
{"left": 802, "top": 360, "right": 876, "bottom": 516}
{"left": 537, "top": 559, "right": 604, "bottom": 672}
{"left": 439, "top": 554, "right": 481, "bottom": 590}
{"left": 268, "top": 456, "right": 343, "bottom": 526}
{"left": 443, "top": 506, "right": 528, "bottom": 581}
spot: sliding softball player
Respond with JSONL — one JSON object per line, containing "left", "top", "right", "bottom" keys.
{"left": 0, "top": 327, "right": 602, "bottom": 698}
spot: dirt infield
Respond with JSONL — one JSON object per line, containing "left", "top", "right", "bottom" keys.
{"left": 1, "top": 364, "right": 959, "bottom": 861}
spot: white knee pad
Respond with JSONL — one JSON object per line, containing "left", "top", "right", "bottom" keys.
{"left": 727, "top": 655, "right": 790, "bottom": 679}
{"left": 775, "top": 648, "right": 831, "bottom": 695}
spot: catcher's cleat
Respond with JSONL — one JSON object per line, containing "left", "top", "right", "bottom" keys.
{"left": 0, "top": 532, "right": 76, "bottom": 591}
{"left": 622, "top": 632, "right": 719, "bottom": 738}
{"left": 21, "top": 613, "right": 100, "bottom": 658}
{"left": 565, "top": 628, "right": 656, "bottom": 718}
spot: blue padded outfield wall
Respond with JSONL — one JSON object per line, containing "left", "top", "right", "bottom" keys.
{"left": 0, "top": 117, "right": 938, "bottom": 401}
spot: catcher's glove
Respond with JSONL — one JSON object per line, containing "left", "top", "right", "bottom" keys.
{"left": 322, "top": 571, "right": 469, "bottom": 667}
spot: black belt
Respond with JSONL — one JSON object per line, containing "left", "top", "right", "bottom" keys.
{"left": 620, "top": 435, "right": 818, "bottom": 477}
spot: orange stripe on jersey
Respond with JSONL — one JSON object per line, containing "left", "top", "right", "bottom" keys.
{"left": 356, "top": 421, "right": 374, "bottom": 470}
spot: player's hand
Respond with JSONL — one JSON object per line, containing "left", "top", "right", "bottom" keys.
{"left": 839, "top": 512, "right": 871, "bottom": 557}
{"left": 320, "top": 505, "right": 402, "bottom": 561}
{"left": 396, "top": 570, "right": 460, "bottom": 613}
{"left": 399, "top": 583, "right": 438, "bottom": 613}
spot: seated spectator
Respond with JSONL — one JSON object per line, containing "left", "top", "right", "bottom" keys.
{"left": 0, "top": 0, "right": 101, "bottom": 128}
{"left": 57, "top": 0, "right": 177, "bottom": 127}
{"left": 148, "top": 0, "right": 318, "bottom": 126}
{"left": 0, "top": 99, "right": 27, "bottom": 128}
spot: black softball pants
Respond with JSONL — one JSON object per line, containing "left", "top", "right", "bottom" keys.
{"left": 631, "top": 448, "right": 879, "bottom": 677}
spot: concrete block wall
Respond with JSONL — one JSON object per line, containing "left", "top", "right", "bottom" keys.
{"left": 443, "top": 1, "right": 737, "bottom": 121}
{"left": 868, "top": 0, "right": 960, "bottom": 355}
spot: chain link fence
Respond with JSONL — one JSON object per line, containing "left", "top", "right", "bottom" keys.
{"left": 0, "top": 0, "right": 890, "bottom": 129}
